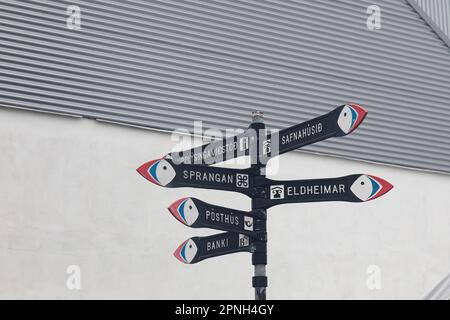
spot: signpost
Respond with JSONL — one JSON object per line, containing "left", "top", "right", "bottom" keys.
{"left": 137, "top": 104, "right": 393, "bottom": 300}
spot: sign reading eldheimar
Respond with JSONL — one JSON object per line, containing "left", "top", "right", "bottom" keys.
{"left": 137, "top": 104, "right": 393, "bottom": 300}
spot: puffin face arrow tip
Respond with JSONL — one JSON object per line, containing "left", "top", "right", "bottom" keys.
{"left": 337, "top": 103, "right": 368, "bottom": 134}
{"left": 367, "top": 175, "right": 393, "bottom": 200}
{"left": 136, "top": 158, "right": 176, "bottom": 186}
{"left": 350, "top": 174, "right": 393, "bottom": 202}
{"left": 173, "top": 239, "right": 197, "bottom": 264}
{"left": 136, "top": 158, "right": 160, "bottom": 182}
{"left": 168, "top": 198, "right": 199, "bottom": 226}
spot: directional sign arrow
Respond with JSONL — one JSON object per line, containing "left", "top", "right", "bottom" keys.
{"left": 166, "top": 129, "right": 255, "bottom": 165}
{"left": 267, "top": 104, "right": 367, "bottom": 158}
{"left": 253, "top": 174, "right": 393, "bottom": 209}
{"left": 137, "top": 158, "right": 253, "bottom": 195}
{"left": 174, "top": 232, "right": 254, "bottom": 264}
{"left": 163, "top": 104, "right": 366, "bottom": 165}
{"left": 168, "top": 197, "right": 263, "bottom": 234}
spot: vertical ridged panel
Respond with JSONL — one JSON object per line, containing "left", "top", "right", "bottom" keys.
{"left": 415, "top": 0, "right": 450, "bottom": 37}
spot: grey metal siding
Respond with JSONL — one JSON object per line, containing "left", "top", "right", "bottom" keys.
{"left": 414, "top": 0, "right": 450, "bottom": 38}
{"left": 0, "top": 0, "right": 449, "bottom": 173}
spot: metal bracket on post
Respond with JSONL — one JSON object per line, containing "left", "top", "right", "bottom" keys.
{"left": 249, "top": 110, "right": 268, "bottom": 300}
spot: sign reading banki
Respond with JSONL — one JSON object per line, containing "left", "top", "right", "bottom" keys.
{"left": 174, "top": 232, "right": 253, "bottom": 264}
{"left": 168, "top": 197, "right": 262, "bottom": 234}
{"left": 137, "top": 103, "right": 393, "bottom": 299}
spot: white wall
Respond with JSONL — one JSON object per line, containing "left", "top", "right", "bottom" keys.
{"left": 0, "top": 107, "right": 449, "bottom": 299}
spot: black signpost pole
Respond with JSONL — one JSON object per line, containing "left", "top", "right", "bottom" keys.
{"left": 250, "top": 110, "right": 267, "bottom": 301}
{"left": 137, "top": 103, "right": 393, "bottom": 300}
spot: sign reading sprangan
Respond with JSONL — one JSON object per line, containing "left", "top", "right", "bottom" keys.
{"left": 183, "top": 170, "right": 235, "bottom": 184}
{"left": 180, "top": 170, "right": 250, "bottom": 189}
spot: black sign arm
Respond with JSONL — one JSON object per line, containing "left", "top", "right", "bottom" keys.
{"left": 166, "top": 129, "right": 254, "bottom": 165}
{"left": 272, "top": 104, "right": 367, "bottom": 156}
{"left": 137, "top": 158, "right": 254, "bottom": 196}
{"left": 168, "top": 197, "right": 265, "bottom": 235}
{"left": 253, "top": 173, "right": 393, "bottom": 209}
{"left": 173, "top": 232, "right": 253, "bottom": 264}
{"left": 170, "top": 162, "right": 253, "bottom": 194}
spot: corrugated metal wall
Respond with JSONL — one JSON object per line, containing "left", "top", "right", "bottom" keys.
{"left": 413, "top": 0, "right": 450, "bottom": 39}
{"left": 0, "top": 0, "right": 450, "bottom": 173}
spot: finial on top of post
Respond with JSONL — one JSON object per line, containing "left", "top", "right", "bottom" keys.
{"left": 251, "top": 110, "right": 264, "bottom": 123}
